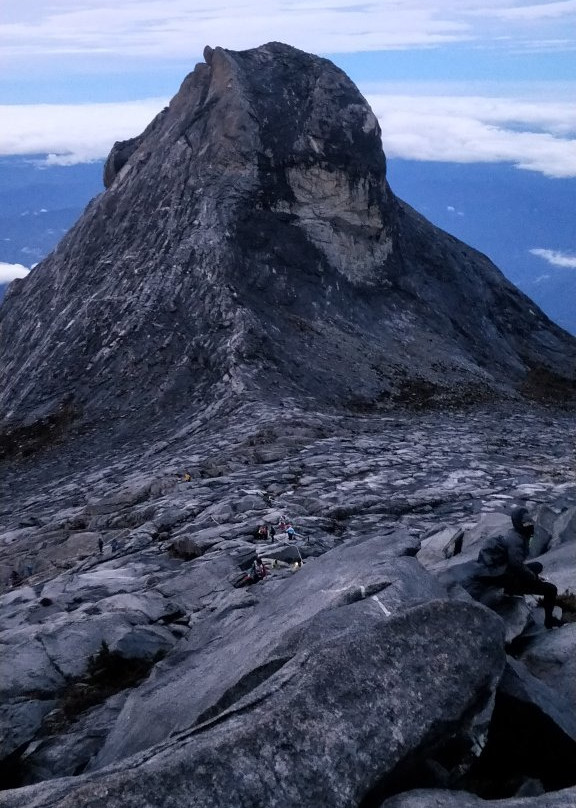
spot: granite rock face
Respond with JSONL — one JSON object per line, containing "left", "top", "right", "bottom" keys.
{"left": 1, "top": 41, "right": 576, "bottom": 808}
{"left": 1, "top": 43, "right": 576, "bottom": 447}
{"left": 0, "top": 404, "right": 575, "bottom": 805}
{"left": 0, "top": 597, "right": 506, "bottom": 808}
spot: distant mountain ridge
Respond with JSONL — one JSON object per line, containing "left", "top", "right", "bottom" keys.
{"left": 0, "top": 156, "right": 103, "bottom": 271}
{"left": 0, "top": 43, "right": 575, "bottom": 452}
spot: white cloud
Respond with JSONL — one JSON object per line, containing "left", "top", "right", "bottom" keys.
{"left": 0, "top": 1, "right": 472, "bottom": 59}
{"left": 0, "top": 263, "right": 30, "bottom": 283}
{"left": 1, "top": 0, "right": 575, "bottom": 62}
{"left": 486, "top": 0, "right": 576, "bottom": 21}
{"left": 0, "top": 99, "right": 167, "bottom": 164}
{"left": 530, "top": 248, "right": 576, "bottom": 268}
{"left": 369, "top": 93, "right": 576, "bottom": 177}
{"left": 0, "top": 89, "right": 574, "bottom": 178}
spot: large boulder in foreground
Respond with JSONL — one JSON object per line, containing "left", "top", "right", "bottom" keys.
{"left": 93, "top": 530, "right": 428, "bottom": 765}
{"left": 0, "top": 599, "right": 505, "bottom": 808}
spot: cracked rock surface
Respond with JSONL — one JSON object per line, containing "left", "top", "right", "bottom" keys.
{"left": 0, "top": 402, "right": 575, "bottom": 806}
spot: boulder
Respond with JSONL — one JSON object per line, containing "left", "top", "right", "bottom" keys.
{"left": 84, "top": 483, "right": 152, "bottom": 516}
{"left": 499, "top": 657, "right": 576, "bottom": 743}
{"left": 0, "top": 599, "right": 505, "bottom": 808}
{"left": 0, "top": 586, "right": 36, "bottom": 608}
{"left": 0, "top": 634, "right": 65, "bottom": 699}
{"left": 91, "top": 592, "right": 179, "bottom": 624}
{"left": 169, "top": 536, "right": 216, "bottom": 560}
{"left": 489, "top": 596, "right": 533, "bottom": 644}
{"left": 154, "top": 553, "right": 237, "bottom": 611}
{"left": 43, "top": 533, "right": 101, "bottom": 564}
{"left": 233, "top": 492, "right": 267, "bottom": 513}
{"left": 93, "top": 531, "right": 470, "bottom": 768}
{"left": 532, "top": 501, "right": 576, "bottom": 556}
{"left": 39, "top": 562, "right": 152, "bottom": 603}
{"left": 457, "top": 657, "right": 576, "bottom": 798}
{"left": 534, "top": 542, "right": 576, "bottom": 596}
{"left": 379, "top": 786, "right": 576, "bottom": 807}
{"left": 228, "top": 545, "right": 258, "bottom": 570}
{"left": 259, "top": 541, "right": 303, "bottom": 565}
{"left": 37, "top": 613, "right": 146, "bottom": 679}
{"left": 416, "top": 526, "right": 463, "bottom": 567}
{"left": 111, "top": 625, "right": 176, "bottom": 660}
{"left": 0, "top": 700, "right": 57, "bottom": 759}
{"left": 429, "top": 512, "right": 510, "bottom": 573}
{"left": 19, "top": 693, "right": 128, "bottom": 785}
{"left": 519, "top": 623, "right": 576, "bottom": 705}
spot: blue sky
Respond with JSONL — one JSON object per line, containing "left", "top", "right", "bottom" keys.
{"left": 1, "top": 0, "right": 575, "bottom": 173}
{"left": 1, "top": 0, "right": 575, "bottom": 280}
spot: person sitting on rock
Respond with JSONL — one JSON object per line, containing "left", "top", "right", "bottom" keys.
{"left": 474, "top": 506, "right": 561, "bottom": 628}
{"left": 248, "top": 555, "right": 267, "bottom": 583}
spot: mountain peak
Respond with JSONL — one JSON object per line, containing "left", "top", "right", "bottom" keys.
{"left": 1, "top": 43, "right": 575, "bottom": 452}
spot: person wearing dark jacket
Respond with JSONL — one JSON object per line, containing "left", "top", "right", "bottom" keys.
{"left": 248, "top": 556, "right": 267, "bottom": 583}
{"left": 475, "top": 506, "right": 561, "bottom": 628}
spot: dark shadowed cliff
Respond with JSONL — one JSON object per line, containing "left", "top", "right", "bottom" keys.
{"left": 0, "top": 42, "right": 575, "bottom": 451}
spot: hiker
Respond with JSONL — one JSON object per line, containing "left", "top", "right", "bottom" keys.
{"left": 232, "top": 556, "right": 267, "bottom": 588}
{"left": 254, "top": 524, "right": 269, "bottom": 541}
{"left": 9, "top": 569, "right": 22, "bottom": 588}
{"left": 248, "top": 555, "right": 267, "bottom": 583}
{"left": 286, "top": 526, "right": 296, "bottom": 540}
{"left": 473, "top": 506, "right": 561, "bottom": 628}
{"left": 98, "top": 537, "right": 104, "bottom": 554}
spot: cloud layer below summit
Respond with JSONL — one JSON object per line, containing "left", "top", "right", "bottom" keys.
{"left": 1, "top": 90, "right": 574, "bottom": 178}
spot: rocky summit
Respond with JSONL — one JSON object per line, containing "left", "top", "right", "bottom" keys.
{"left": 1, "top": 42, "right": 576, "bottom": 450}
{"left": 1, "top": 42, "right": 576, "bottom": 808}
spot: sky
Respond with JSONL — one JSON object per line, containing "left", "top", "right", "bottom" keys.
{"left": 0, "top": 0, "right": 575, "bottom": 281}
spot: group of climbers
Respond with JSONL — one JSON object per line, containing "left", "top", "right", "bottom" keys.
{"left": 253, "top": 523, "right": 276, "bottom": 541}
{"left": 239, "top": 505, "right": 564, "bottom": 626}
{"left": 234, "top": 515, "right": 303, "bottom": 588}
{"left": 253, "top": 516, "right": 297, "bottom": 542}
{"left": 181, "top": 468, "right": 562, "bottom": 630}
